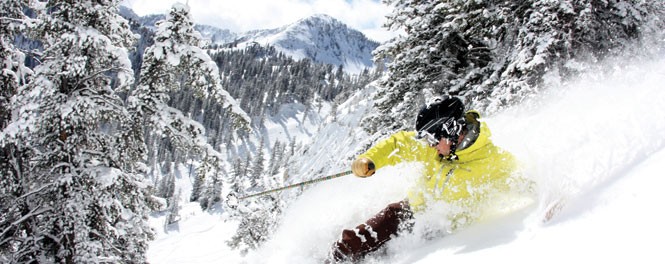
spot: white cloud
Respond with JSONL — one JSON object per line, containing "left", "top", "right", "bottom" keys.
{"left": 121, "top": 0, "right": 398, "bottom": 42}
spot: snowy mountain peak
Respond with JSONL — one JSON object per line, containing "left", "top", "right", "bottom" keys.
{"left": 296, "top": 13, "right": 340, "bottom": 26}
{"left": 119, "top": 6, "right": 379, "bottom": 73}
{"left": 234, "top": 13, "right": 379, "bottom": 73}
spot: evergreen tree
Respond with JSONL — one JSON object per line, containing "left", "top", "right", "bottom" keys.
{"left": 127, "top": 3, "right": 250, "bottom": 207}
{"left": 226, "top": 137, "right": 291, "bottom": 254}
{"left": 227, "top": 171, "right": 283, "bottom": 255}
{"left": 165, "top": 189, "right": 181, "bottom": 227}
{"left": 0, "top": 0, "right": 32, "bottom": 129}
{"left": 231, "top": 157, "right": 247, "bottom": 184}
{"left": 0, "top": 1, "right": 34, "bottom": 261}
{"left": 129, "top": 3, "right": 249, "bottom": 135}
{"left": 268, "top": 140, "right": 285, "bottom": 176}
{"left": 367, "top": 0, "right": 665, "bottom": 133}
{"left": 2, "top": 1, "right": 153, "bottom": 262}
{"left": 250, "top": 140, "right": 266, "bottom": 186}
{"left": 226, "top": 194, "right": 283, "bottom": 255}
{"left": 191, "top": 155, "right": 210, "bottom": 203}
{"left": 202, "top": 165, "right": 223, "bottom": 211}
{"left": 242, "top": 153, "right": 253, "bottom": 188}
{"left": 223, "top": 157, "right": 245, "bottom": 216}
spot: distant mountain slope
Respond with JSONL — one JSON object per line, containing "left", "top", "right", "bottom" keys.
{"left": 119, "top": 6, "right": 377, "bottom": 73}
{"left": 232, "top": 14, "right": 379, "bottom": 73}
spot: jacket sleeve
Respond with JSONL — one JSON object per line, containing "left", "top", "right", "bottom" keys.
{"left": 358, "top": 131, "right": 421, "bottom": 171}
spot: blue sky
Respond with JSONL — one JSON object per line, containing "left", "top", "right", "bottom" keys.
{"left": 121, "top": 0, "right": 397, "bottom": 42}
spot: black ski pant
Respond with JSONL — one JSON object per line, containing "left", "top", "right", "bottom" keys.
{"left": 330, "top": 200, "right": 413, "bottom": 262}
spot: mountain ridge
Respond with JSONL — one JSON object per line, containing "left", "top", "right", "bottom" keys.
{"left": 118, "top": 6, "right": 379, "bottom": 73}
{"left": 231, "top": 14, "right": 379, "bottom": 73}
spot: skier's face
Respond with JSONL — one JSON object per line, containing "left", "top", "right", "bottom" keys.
{"left": 433, "top": 137, "right": 453, "bottom": 156}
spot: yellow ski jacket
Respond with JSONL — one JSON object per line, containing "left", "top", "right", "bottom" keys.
{"left": 358, "top": 111, "right": 518, "bottom": 224}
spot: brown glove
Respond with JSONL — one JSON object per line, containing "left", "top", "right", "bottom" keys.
{"left": 351, "top": 157, "right": 375, "bottom": 177}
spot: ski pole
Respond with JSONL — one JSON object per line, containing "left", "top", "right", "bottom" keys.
{"left": 226, "top": 170, "right": 353, "bottom": 207}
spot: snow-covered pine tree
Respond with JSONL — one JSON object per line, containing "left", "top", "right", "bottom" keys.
{"left": 127, "top": 3, "right": 250, "bottom": 208}
{"left": 241, "top": 153, "right": 253, "bottom": 186}
{"left": 194, "top": 154, "right": 223, "bottom": 210}
{"left": 367, "top": 0, "right": 481, "bottom": 133}
{"left": 250, "top": 140, "right": 266, "bottom": 186}
{"left": 166, "top": 189, "right": 182, "bottom": 226}
{"left": 0, "top": 0, "right": 32, "bottom": 129}
{"left": 128, "top": 3, "right": 249, "bottom": 133}
{"left": 227, "top": 171, "right": 284, "bottom": 255}
{"left": 0, "top": 1, "right": 34, "bottom": 261}
{"left": 231, "top": 157, "right": 246, "bottom": 185}
{"left": 200, "top": 163, "right": 223, "bottom": 211}
{"left": 191, "top": 154, "right": 211, "bottom": 203}
{"left": 267, "top": 141, "right": 278, "bottom": 175}
{"left": 268, "top": 140, "right": 286, "bottom": 176}
{"left": 276, "top": 141, "right": 287, "bottom": 174}
{"left": 487, "top": 0, "right": 665, "bottom": 112}
{"left": 226, "top": 200, "right": 262, "bottom": 255}
{"left": 2, "top": 0, "right": 154, "bottom": 262}
{"left": 288, "top": 139, "right": 297, "bottom": 157}
{"left": 222, "top": 158, "right": 245, "bottom": 216}
{"left": 227, "top": 195, "right": 284, "bottom": 255}
{"left": 367, "top": 0, "right": 665, "bottom": 133}
{"left": 227, "top": 137, "right": 291, "bottom": 253}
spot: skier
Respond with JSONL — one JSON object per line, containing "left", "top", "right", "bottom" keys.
{"left": 329, "top": 95, "right": 521, "bottom": 262}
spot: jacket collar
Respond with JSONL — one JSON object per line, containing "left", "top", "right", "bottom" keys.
{"left": 453, "top": 110, "right": 491, "bottom": 163}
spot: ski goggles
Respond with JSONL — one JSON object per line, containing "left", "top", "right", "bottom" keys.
{"left": 416, "top": 130, "right": 440, "bottom": 147}
{"left": 416, "top": 116, "right": 459, "bottom": 147}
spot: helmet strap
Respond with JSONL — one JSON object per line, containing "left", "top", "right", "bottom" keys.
{"left": 446, "top": 123, "right": 469, "bottom": 161}
{"left": 447, "top": 140, "right": 459, "bottom": 161}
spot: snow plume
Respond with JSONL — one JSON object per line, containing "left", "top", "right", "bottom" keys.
{"left": 490, "top": 54, "right": 665, "bottom": 218}
{"left": 247, "top": 163, "right": 421, "bottom": 263}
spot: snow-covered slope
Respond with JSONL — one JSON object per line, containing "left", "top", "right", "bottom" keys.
{"left": 195, "top": 24, "right": 236, "bottom": 44}
{"left": 147, "top": 52, "right": 665, "bottom": 263}
{"left": 118, "top": 6, "right": 141, "bottom": 22}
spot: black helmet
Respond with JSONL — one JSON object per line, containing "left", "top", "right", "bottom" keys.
{"left": 415, "top": 95, "right": 465, "bottom": 143}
